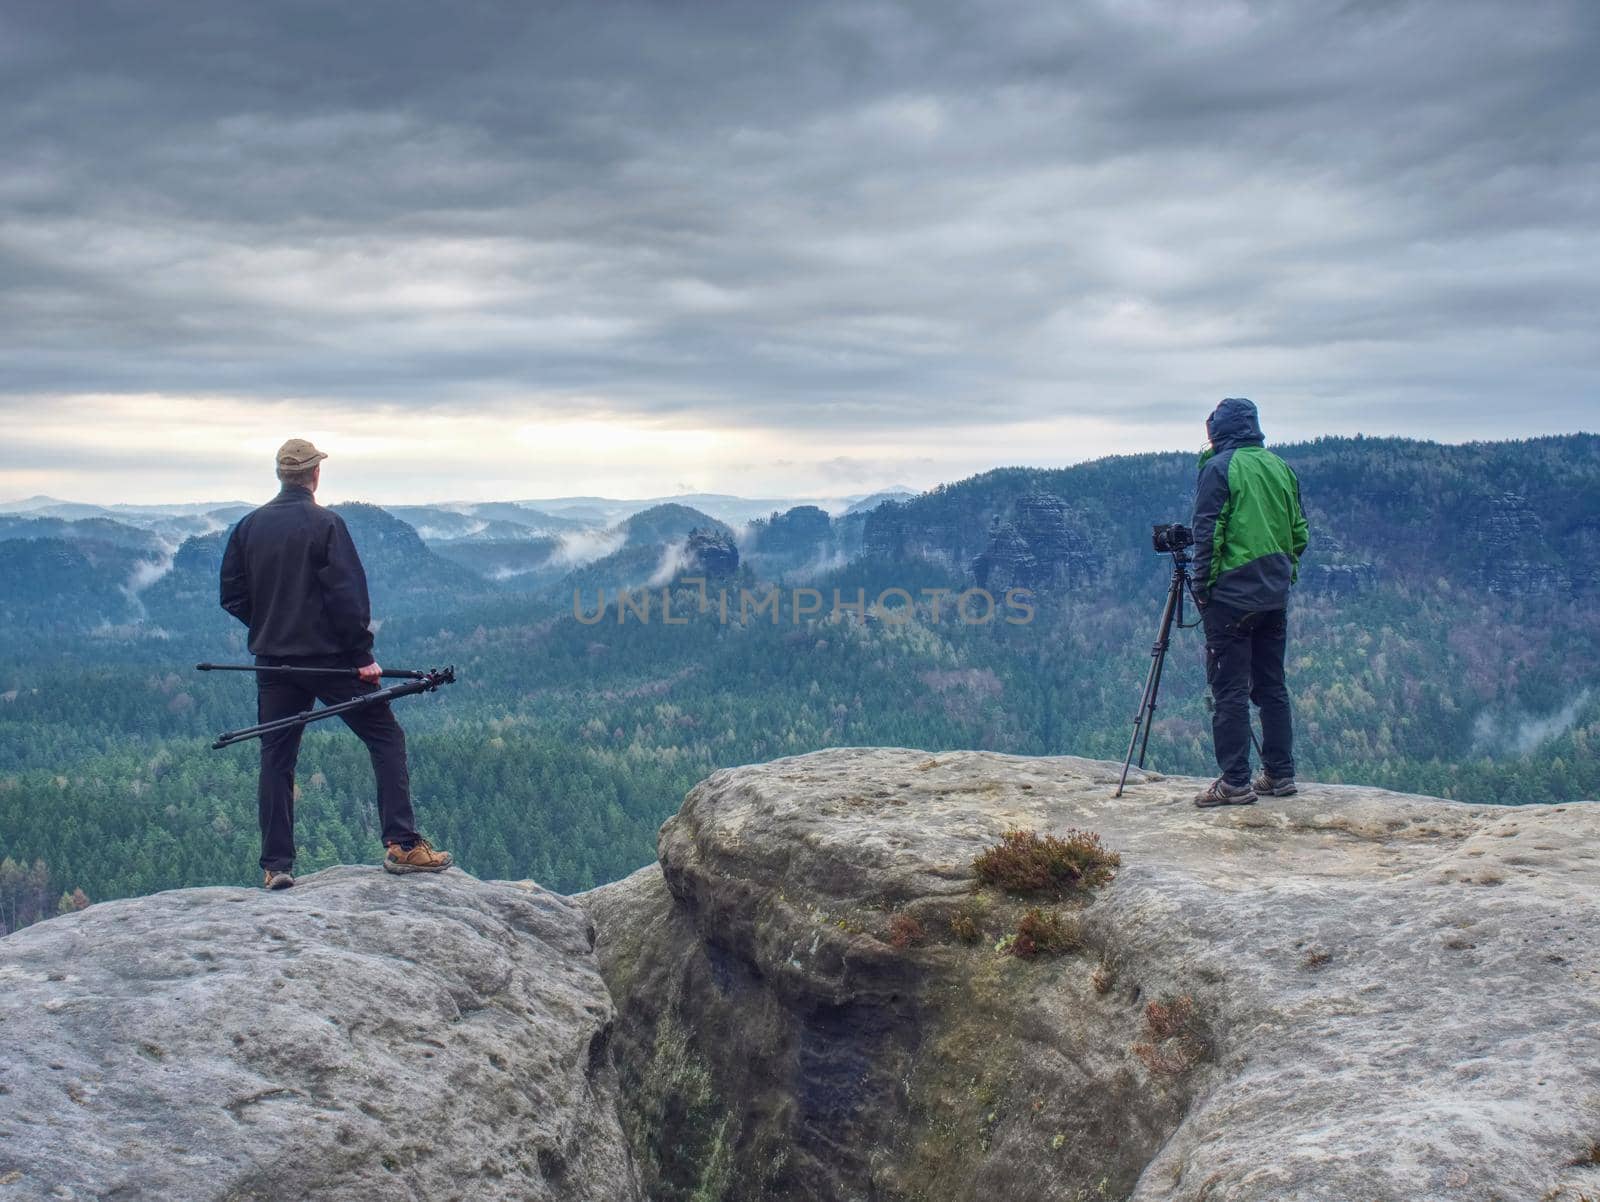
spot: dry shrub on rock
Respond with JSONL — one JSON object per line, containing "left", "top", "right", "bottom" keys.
{"left": 887, "top": 912, "right": 925, "bottom": 950}
{"left": 973, "top": 829, "right": 1121, "bottom": 898}
{"left": 1010, "top": 908, "right": 1084, "bottom": 959}
{"left": 1132, "top": 994, "right": 1208, "bottom": 1075}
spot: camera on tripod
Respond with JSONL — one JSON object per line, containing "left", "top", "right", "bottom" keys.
{"left": 1151, "top": 522, "right": 1194, "bottom": 554}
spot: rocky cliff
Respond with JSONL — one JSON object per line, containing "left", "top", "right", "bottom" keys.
{"left": 6, "top": 754, "right": 1599, "bottom": 1202}
{"left": 0, "top": 867, "right": 640, "bottom": 1201}
{"left": 582, "top": 748, "right": 1600, "bottom": 1202}
{"left": 866, "top": 490, "right": 1103, "bottom": 592}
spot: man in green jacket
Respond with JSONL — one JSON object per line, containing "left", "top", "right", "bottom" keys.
{"left": 1190, "top": 398, "right": 1309, "bottom": 807}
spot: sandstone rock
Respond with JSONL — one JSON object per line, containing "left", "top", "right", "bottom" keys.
{"left": 861, "top": 499, "right": 967, "bottom": 569}
{"left": 1303, "top": 562, "right": 1378, "bottom": 596}
{"left": 749, "top": 506, "right": 834, "bottom": 562}
{"left": 584, "top": 747, "right": 1600, "bottom": 1202}
{"left": 1475, "top": 492, "right": 1569, "bottom": 597}
{"left": 0, "top": 866, "right": 640, "bottom": 1202}
{"left": 971, "top": 519, "right": 1036, "bottom": 593}
{"left": 687, "top": 526, "right": 741, "bottom": 578}
{"left": 1011, "top": 491, "right": 1101, "bottom": 590}
{"left": 970, "top": 494, "right": 1100, "bottom": 594}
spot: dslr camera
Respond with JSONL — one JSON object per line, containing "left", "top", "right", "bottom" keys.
{"left": 1151, "top": 522, "right": 1194, "bottom": 554}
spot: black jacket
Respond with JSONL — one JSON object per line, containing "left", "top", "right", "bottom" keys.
{"left": 219, "top": 486, "right": 375, "bottom": 661}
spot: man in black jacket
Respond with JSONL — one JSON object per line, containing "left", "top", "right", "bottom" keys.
{"left": 220, "top": 438, "right": 452, "bottom": 889}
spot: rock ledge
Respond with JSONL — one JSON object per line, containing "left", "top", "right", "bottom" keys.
{"left": 0, "top": 865, "right": 640, "bottom": 1202}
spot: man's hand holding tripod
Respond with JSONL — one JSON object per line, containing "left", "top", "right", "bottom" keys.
{"left": 358, "top": 662, "right": 383, "bottom": 682}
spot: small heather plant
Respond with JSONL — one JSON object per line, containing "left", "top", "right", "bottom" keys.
{"left": 1132, "top": 994, "right": 1207, "bottom": 1075}
{"left": 886, "top": 912, "right": 925, "bottom": 950}
{"left": 1009, "top": 908, "right": 1083, "bottom": 959}
{"left": 948, "top": 906, "right": 983, "bottom": 945}
{"left": 973, "top": 829, "right": 1122, "bottom": 898}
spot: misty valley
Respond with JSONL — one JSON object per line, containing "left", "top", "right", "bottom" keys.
{"left": 1, "top": 433, "right": 1597, "bottom": 931}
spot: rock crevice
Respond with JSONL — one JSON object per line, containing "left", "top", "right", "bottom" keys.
{"left": 584, "top": 748, "right": 1600, "bottom": 1202}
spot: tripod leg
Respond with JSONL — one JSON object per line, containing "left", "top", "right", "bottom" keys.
{"left": 1115, "top": 570, "right": 1184, "bottom": 797}
{"left": 1137, "top": 646, "right": 1169, "bottom": 769}
{"left": 1115, "top": 651, "right": 1163, "bottom": 795}
{"left": 1138, "top": 574, "right": 1189, "bottom": 769}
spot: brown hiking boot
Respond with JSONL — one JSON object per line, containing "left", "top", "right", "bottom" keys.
{"left": 1252, "top": 771, "right": 1298, "bottom": 797}
{"left": 1194, "top": 777, "right": 1257, "bottom": 808}
{"left": 263, "top": 869, "right": 296, "bottom": 891}
{"left": 383, "top": 838, "right": 453, "bottom": 875}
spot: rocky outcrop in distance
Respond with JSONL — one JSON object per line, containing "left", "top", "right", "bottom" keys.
{"left": 687, "top": 525, "right": 741, "bottom": 578}
{"left": 1474, "top": 492, "right": 1571, "bottom": 597}
{"left": 1303, "top": 561, "right": 1379, "bottom": 596}
{"left": 582, "top": 748, "right": 1600, "bottom": 1202}
{"left": 0, "top": 866, "right": 640, "bottom": 1201}
{"left": 866, "top": 488, "right": 1104, "bottom": 594}
{"left": 972, "top": 493, "right": 1104, "bottom": 594}
{"left": 747, "top": 505, "right": 834, "bottom": 561}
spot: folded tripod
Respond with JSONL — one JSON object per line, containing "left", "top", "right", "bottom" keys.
{"left": 196, "top": 662, "right": 457, "bottom": 750}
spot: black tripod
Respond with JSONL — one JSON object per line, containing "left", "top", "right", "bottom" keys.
{"left": 1114, "top": 550, "right": 1201, "bottom": 797}
{"left": 197, "top": 663, "right": 457, "bottom": 750}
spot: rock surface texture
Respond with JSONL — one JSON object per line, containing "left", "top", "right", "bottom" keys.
{"left": 582, "top": 747, "right": 1600, "bottom": 1202}
{"left": 0, "top": 866, "right": 640, "bottom": 1202}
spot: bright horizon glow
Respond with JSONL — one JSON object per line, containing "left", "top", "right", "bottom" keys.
{"left": 0, "top": 392, "right": 1591, "bottom": 508}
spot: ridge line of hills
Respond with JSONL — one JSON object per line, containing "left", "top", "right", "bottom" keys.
{"left": 0, "top": 432, "right": 1596, "bottom": 917}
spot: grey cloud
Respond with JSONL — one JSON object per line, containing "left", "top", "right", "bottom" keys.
{"left": 1, "top": 0, "right": 1596, "bottom": 437}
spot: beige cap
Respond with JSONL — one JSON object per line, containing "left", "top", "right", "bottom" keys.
{"left": 276, "top": 438, "right": 329, "bottom": 470}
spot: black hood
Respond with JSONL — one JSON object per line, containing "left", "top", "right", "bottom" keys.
{"left": 1206, "top": 397, "right": 1265, "bottom": 452}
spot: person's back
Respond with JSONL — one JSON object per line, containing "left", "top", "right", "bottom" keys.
{"left": 1191, "top": 398, "right": 1306, "bottom": 612}
{"left": 222, "top": 480, "right": 374, "bottom": 661}
{"left": 1190, "top": 398, "right": 1309, "bottom": 808}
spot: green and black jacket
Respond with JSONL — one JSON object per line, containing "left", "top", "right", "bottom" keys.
{"left": 1190, "top": 397, "right": 1309, "bottom": 611}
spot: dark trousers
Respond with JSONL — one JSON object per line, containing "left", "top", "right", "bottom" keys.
{"left": 256, "top": 656, "right": 418, "bottom": 871}
{"left": 1201, "top": 603, "right": 1294, "bottom": 786}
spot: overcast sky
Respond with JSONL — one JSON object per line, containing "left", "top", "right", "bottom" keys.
{"left": 1, "top": 0, "right": 1595, "bottom": 505}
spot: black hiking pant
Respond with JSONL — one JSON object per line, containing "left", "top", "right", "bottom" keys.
{"left": 256, "top": 654, "right": 418, "bottom": 872}
{"left": 1201, "top": 602, "right": 1294, "bottom": 787}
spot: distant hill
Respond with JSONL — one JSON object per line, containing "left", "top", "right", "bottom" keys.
{"left": 0, "top": 496, "right": 253, "bottom": 521}
{"left": 387, "top": 507, "right": 547, "bottom": 543}
{"left": 459, "top": 502, "right": 589, "bottom": 533}
{"left": 842, "top": 487, "right": 917, "bottom": 516}
{"left": 0, "top": 515, "right": 165, "bottom": 554}
{"left": 861, "top": 434, "right": 1600, "bottom": 598}
{"left": 0, "top": 538, "right": 150, "bottom": 630}
{"left": 741, "top": 504, "right": 851, "bottom": 578}
{"left": 618, "top": 504, "right": 732, "bottom": 550}
{"left": 430, "top": 537, "right": 564, "bottom": 583}
{"left": 389, "top": 504, "right": 588, "bottom": 541}
{"left": 515, "top": 491, "right": 910, "bottom": 527}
